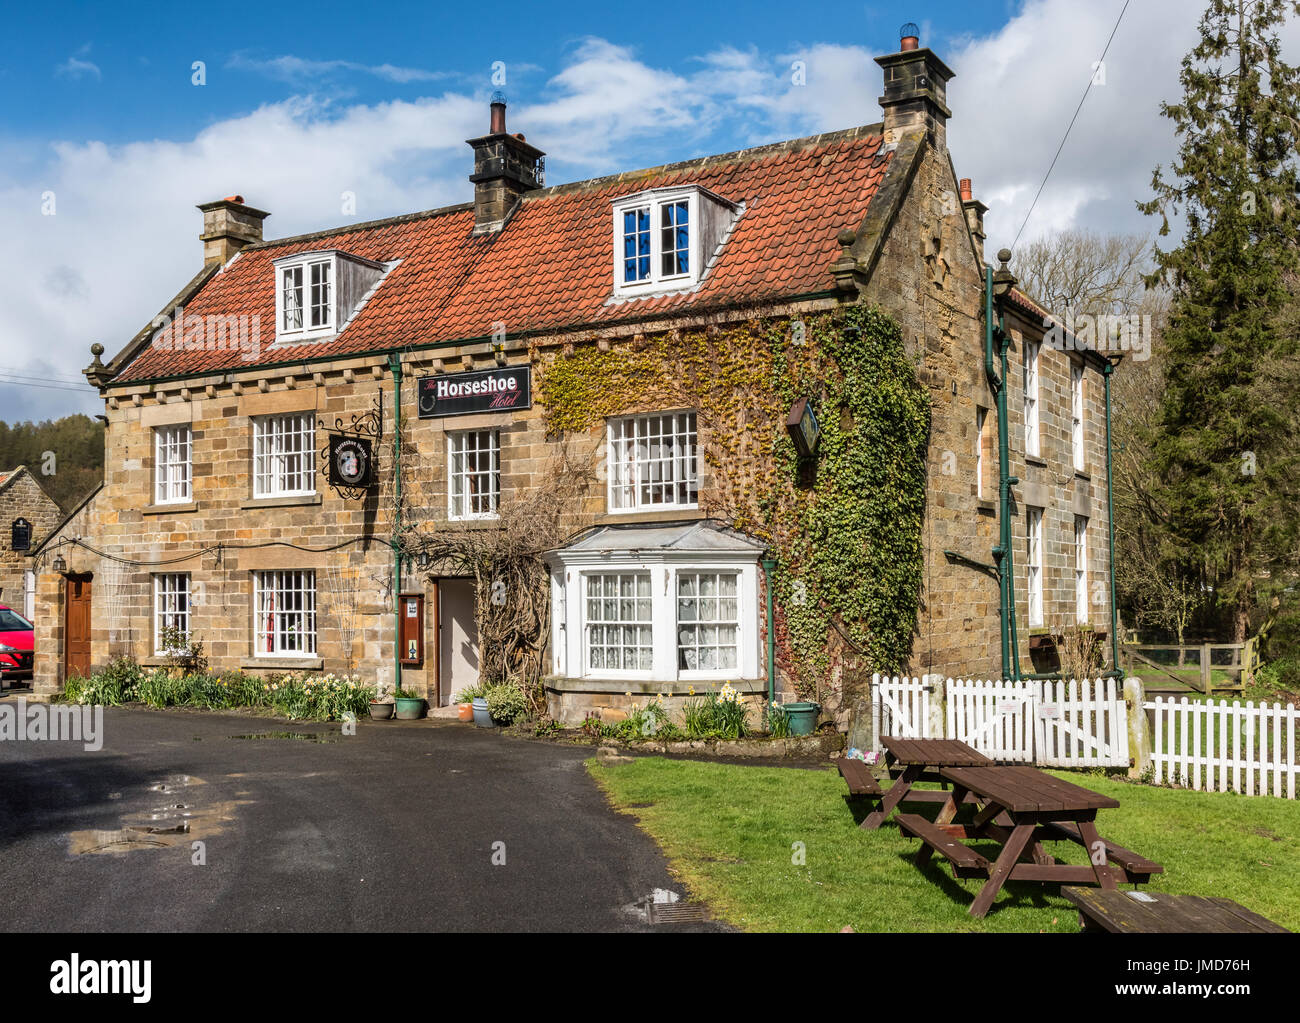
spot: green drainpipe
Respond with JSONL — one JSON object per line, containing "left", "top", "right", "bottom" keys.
{"left": 983, "top": 267, "right": 1010, "bottom": 681}
{"left": 389, "top": 353, "right": 403, "bottom": 696}
{"left": 761, "top": 556, "right": 777, "bottom": 707}
{"left": 984, "top": 266, "right": 1021, "bottom": 682}
{"left": 1103, "top": 360, "right": 1122, "bottom": 676}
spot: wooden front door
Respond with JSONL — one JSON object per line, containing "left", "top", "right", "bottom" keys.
{"left": 64, "top": 574, "right": 92, "bottom": 681}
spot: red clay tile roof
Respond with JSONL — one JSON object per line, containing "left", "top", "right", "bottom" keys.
{"left": 114, "top": 125, "right": 889, "bottom": 383}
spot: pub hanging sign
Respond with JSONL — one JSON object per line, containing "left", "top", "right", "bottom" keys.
{"left": 417, "top": 365, "right": 531, "bottom": 419}
{"left": 328, "top": 435, "right": 375, "bottom": 489}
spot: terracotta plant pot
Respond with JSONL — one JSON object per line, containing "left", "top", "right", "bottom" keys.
{"left": 369, "top": 702, "right": 395, "bottom": 720}
{"left": 457, "top": 702, "right": 474, "bottom": 722}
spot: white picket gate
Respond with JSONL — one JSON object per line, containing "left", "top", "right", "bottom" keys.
{"left": 1147, "top": 697, "right": 1298, "bottom": 799}
{"left": 946, "top": 678, "right": 1037, "bottom": 762}
{"left": 1035, "top": 678, "right": 1129, "bottom": 768}
{"left": 870, "top": 675, "right": 934, "bottom": 750}
{"left": 871, "top": 674, "right": 1130, "bottom": 767}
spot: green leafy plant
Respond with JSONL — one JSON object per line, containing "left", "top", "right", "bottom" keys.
{"left": 485, "top": 680, "right": 530, "bottom": 725}
{"left": 453, "top": 684, "right": 486, "bottom": 703}
{"left": 767, "top": 702, "right": 791, "bottom": 739}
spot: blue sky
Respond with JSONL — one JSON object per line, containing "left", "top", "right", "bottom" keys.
{"left": 0, "top": 0, "right": 1251, "bottom": 421}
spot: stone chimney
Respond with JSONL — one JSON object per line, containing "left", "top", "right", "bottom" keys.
{"left": 197, "top": 195, "right": 270, "bottom": 266}
{"left": 466, "top": 93, "right": 545, "bottom": 235}
{"left": 876, "top": 24, "right": 956, "bottom": 150}
{"left": 960, "top": 178, "right": 989, "bottom": 265}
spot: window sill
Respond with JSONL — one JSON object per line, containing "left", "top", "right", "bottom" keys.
{"left": 597, "top": 507, "right": 706, "bottom": 525}
{"left": 1074, "top": 469, "right": 1092, "bottom": 481}
{"left": 143, "top": 502, "right": 198, "bottom": 515}
{"left": 976, "top": 500, "right": 997, "bottom": 515}
{"left": 543, "top": 676, "right": 766, "bottom": 695}
{"left": 240, "top": 494, "right": 323, "bottom": 509}
{"left": 1024, "top": 455, "right": 1048, "bottom": 468}
{"left": 238, "top": 656, "right": 324, "bottom": 671}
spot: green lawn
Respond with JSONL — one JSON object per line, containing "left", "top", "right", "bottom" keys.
{"left": 589, "top": 757, "right": 1300, "bottom": 933}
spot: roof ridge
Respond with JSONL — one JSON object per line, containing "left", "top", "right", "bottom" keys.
{"left": 528, "top": 123, "right": 885, "bottom": 200}
{"left": 239, "top": 123, "right": 884, "bottom": 252}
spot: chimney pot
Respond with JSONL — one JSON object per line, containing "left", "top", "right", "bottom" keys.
{"left": 959, "top": 178, "right": 973, "bottom": 202}
{"left": 489, "top": 91, "right": 507, "bottom": 134}
{"left": 900, "top": 22, "right": 920, "bottom": 51}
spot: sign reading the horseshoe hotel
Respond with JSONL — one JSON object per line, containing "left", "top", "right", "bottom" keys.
{"left": 417, "top": 366, "right": 531, "bottom": 419}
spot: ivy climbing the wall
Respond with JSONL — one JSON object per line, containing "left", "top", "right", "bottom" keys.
{"left": 532, "top": 303, "right": 929, "bottom": 704}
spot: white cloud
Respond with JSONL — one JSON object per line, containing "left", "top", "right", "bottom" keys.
{"left": 55, "top": 48, "right": 101, "bottom": 82}
{"left": 226, "top": 52, "right": 452, "bottom": 84}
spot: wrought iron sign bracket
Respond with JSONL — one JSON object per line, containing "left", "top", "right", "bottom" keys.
{"left": 318, "top": 389, "right": 384, "bottom": 499}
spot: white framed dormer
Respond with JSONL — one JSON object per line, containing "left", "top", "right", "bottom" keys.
{"left": 610, "top": 185, "right": 740, "bottom": 298}
{"left": 272, "top": 249, "right": 389, "bottom": 344}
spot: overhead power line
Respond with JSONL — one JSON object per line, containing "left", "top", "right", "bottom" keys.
{"left": 1010, "top": 0, "right": 1133, "bottom": 252}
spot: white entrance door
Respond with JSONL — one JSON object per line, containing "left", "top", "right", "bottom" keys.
{"left": 438, "top": 578, "right": 479, "bottom": 706}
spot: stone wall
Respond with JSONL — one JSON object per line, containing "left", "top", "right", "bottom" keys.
{"left": 0, "top": 468, "right": 63, "bottom": 612}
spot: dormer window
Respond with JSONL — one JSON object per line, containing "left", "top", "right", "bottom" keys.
{"left": 273, "top": 249, "right": 388, "bottom": 343}
{"left": 611, "top": 185, "right": 740, "bottom": 297}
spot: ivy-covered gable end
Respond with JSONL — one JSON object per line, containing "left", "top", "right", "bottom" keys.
{"left": 533, "top": 303, "right": 930, "bottom": 703}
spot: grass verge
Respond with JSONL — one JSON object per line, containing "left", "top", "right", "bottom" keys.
{"left": 588, "top": 756, "right": 1300, "bottom": 933}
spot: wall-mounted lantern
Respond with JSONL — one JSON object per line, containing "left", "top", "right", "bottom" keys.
{"left": 52, "top": 553, "right": 67, "bottom": 574}
{"left": 786, "top": 397, "right": 821, "bottom": 459}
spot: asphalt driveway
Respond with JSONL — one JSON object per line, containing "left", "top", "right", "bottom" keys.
{"left": 0, "top": 705, "right": 722, "bottom": 932}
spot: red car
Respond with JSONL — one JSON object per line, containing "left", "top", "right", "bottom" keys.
{"left": 0, "top": 605, "right": 34, "bottom": 683}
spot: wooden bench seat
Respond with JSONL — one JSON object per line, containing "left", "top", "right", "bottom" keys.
{"left": 1045, "top": 822, "right": 1164, "bottom": 880}
{"left": 896, "top": 813, "right": 991, "bottom": 877}
{"left": 1062, "top": 886, "right": 1289, "bottom": 933}
{"left": 835, "top": 757, "right": 883, "bottom": 796}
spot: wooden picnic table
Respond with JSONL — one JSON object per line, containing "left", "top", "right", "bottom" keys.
{"left": 1062, "top": 886, "right": 1289, "bottom": 933}
{"left": 895, "top": 764, "right": 1163, "bottom": 919}
{"left": 836, "top": 737, "right": 991, "bottom": 830}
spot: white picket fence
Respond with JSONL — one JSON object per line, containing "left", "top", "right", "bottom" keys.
{"left": 872, "top": 674, "right": 1128, "bottom": 767}
{"left": 1148, "top": 696, "right": 1298, "bottom": 799}
{"left": 870, "top": 674, "right": 1298, "bottom": 799}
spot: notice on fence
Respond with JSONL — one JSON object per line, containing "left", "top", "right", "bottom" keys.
{"left": 997, "top": 698, "right": 1022, "bottom": 715}
{"left": 1039, "top": 703, "right": 1060, "bottom": 720}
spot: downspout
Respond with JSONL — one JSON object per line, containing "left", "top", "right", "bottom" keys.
{"left": 389, "top": 353, "right": 403, "bottom": 696}
{"left": 761, "top": 556, "right": 777, "bottom": 707}
{"left": 982, "top": 266, "right": 1010, "bottom": 681}
{"left": 996, "top": 299, "right": 1023, "bottom": 683}
{"left": 1103, "top": 360, "right": 1122, "bottom": 676}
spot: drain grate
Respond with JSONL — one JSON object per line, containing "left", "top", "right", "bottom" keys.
{"left": 625, "top": 889, "right": 709, "bottom": 925}
{"left": 647, "top": 901, "right": 709, "bottom": 924}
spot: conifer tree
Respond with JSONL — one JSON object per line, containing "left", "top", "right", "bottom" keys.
{"left": 1138, "top": 0, "right": 1300, "bottom": 641}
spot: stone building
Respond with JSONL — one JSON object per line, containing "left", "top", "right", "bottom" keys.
{"left": 0, "top": 465, "right": 63, "bottom": 617}
{"left": 31, "top": 32, "right": 1119, "bottom": 722}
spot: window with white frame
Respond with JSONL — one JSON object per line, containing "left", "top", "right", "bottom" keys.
{"left": 607, "top": 412, "right": 698, "bottom": 511}
{"left": 585, "top": 573, "right": 654, "bottom": 673}
{"left": 448, "top": 429, "right": 500, "bottom": 520}
{"left": 1027, "top": 506, "right": 1044, "bottom": 628}
{"left": 553, "top": 556, "right": 759, "bottom": 682}
{"left": 1074, "top": 515, "right": 1089, "bottom": 624}
{"left": 278, "top": 257, "right": 332, "bottom": 337}
{"left": 253, "top": 413, "right": 316, "bottom": 497}
{"left": 254, "top": 570, "right": 316, "bottom": 656}
{"left": 154, "top": 573, "right": 190, "bottom": 653}
{"left": 610, "top": 186, "right": 739, "bottom": 296}
{"left": 615, "top": 191, "right": 692, "bottom": 292}
{"left": 676, "top": 572, "right": 739, "bottom": 672}
{"left": 154, "top": 424, "right": 191, "bottom": 504}
{"left": 1071, "top": 362, "right": 1085, "bottom": 472}
{"left": 1023, "top": 340, "right": 1040, "bottom": 457}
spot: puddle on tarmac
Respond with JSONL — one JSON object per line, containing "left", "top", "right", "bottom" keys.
{"left": 231, "top": 731, "right": 339, "bottom": 743}
{"left": 67, "top": 773, "right": 251, "bottom": 856}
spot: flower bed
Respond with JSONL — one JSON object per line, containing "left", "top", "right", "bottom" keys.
{"left": 59, "top": 657, "right": 374, "bottom": 721}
